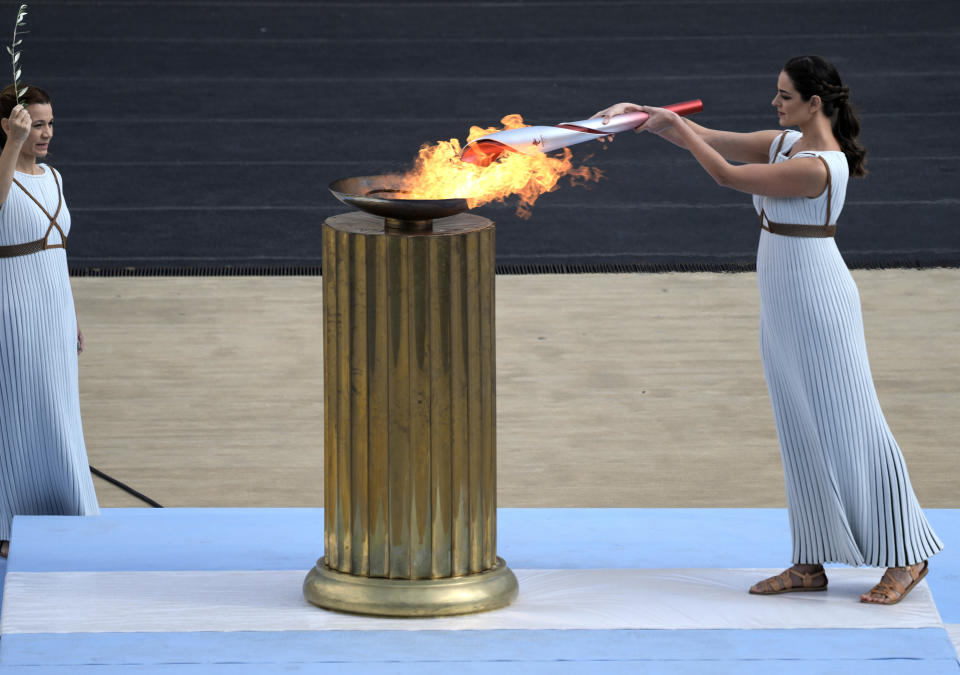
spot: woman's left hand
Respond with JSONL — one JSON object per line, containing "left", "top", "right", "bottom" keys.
{"left": 77, "top": 328, "right": 84, "bottom": 355}
{"left": 592, "top": 102, "right": 645, "bottom": 125}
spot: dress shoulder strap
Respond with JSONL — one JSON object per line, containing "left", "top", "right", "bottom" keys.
{"left": 816, "top": 155, "right": 832, "bottom": 226}
{"left": 10, "top": 166, "right": 67, "bottom": 250}
{"left": 771, "top": 131, "right": 789, "bottom": 163}
{"left": 11, "top": 167, "right": 63, "bottom": 224}
{"left": 759, "top": 149, "right": 836, "bottom": 237}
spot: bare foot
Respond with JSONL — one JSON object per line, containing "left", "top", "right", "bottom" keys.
{"left": 750, "top": 563, "right": 828, "bottom": 594}
{"left": 861, "top": 561, "right": 928, "bottom": 604}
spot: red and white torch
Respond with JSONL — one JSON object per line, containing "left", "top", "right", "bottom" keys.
{"left": 461, "top": 99, "right": 703, "bottom": 166}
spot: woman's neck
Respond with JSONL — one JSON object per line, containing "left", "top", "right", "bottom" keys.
{"left": 15, "top": 156, "right": 40, "bottom": 175}
{"left": 795, "top": 115, "right": 840, "bottom": 151}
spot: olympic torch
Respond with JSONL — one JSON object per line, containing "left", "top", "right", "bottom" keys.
{"left": 461, "top": 99, "right": 703, "bottom": 166}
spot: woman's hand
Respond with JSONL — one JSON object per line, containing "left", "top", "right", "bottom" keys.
{"left": 591, "top": 103, "right": 682, "bottom": 135}
{"left": 592, "top": 102, "right": 644, "bottom": 125}
{"left": 4, "top": 104, "right": 31, "bottom": 147}
{"left": 633, "top": 106, "right": 681, "bottom": 134}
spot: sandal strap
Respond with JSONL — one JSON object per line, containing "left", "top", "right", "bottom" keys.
{"left": 867, "top": 579, "right": 904, "bottom": 600}
{"left": 879, "top": 571, "right": 908, "bottom": 595}
{"left": 908, "top": 561, "right": 928, "bottom": 581}
{"left": 867, "top": 562, "right": 927, "bottom": 600}
{"left": 789, "top": 567, "right": 826, "bottom": 588}
{"left": 759, "top": 567, "right": 825, "bottom": 592}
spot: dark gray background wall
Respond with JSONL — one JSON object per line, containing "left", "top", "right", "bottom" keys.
{"left": 18, "top": 0, "right": 960, "bottom": 271}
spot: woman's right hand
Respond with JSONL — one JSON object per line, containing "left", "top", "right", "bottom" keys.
{"left": 5, "top": 104, "right": 31, "bottom": 146}
{"left": 591, "top": 102, "right": 645, "bottom": 126}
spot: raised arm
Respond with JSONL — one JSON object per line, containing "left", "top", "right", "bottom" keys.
{"left": 592, "top": 102, "right": 780, "bottom": 164}
{"left": 0, "top": 104, "right": 32, "bottom": 205}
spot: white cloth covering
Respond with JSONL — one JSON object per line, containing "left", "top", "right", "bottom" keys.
{"left": 0, "top": 568, "right": 941, "bottom": 634}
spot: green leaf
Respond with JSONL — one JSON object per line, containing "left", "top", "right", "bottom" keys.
{"left": 13, "top": 39, "right": 21, "bottom": 45}
{"left": 13, "top": 52, "right": 20, "bottom": 64}
{"left": 18, "top": 86, "right": 27, "bottom": 97}
{"left": 5, "top": 46, "right": 12, "bottom": 56}
{"left": 14, "top": 68, "right": 21, "bottom": 80}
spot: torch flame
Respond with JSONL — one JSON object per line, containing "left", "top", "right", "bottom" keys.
{"left": 396, "top": 115, "right": 603, "bottom": 218}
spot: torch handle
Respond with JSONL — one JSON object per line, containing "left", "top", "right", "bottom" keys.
{"left": 663, "top": 99, "right": 704, "bottom": 117}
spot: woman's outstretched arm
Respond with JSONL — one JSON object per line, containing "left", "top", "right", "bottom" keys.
{"left": 592, "top": 102, "right": 780, "bottom": 164}
{"left": 637, "top": 106, "right": 827, "bottom": 199}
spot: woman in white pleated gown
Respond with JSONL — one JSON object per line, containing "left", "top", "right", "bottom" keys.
{"left": 595, "top": 55, "right": 942, "bottom": 604}
{"left": 0, "top": 85, "right": 99, "bottom": 559}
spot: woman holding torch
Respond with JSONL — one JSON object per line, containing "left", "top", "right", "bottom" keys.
{"left": 594, "top": 55, "right": 942, "bottom": 604}
{"left": 0, "top": 84, "right": 99, "bottom": 559}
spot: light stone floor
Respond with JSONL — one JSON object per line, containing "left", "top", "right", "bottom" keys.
{"left": 74, "top": 269, "right": 959, "bottom": 509}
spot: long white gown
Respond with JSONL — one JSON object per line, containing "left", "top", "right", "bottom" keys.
{"left": 755, "top": 131, "right": 942, "bottom": 567}
{"left": 0, "top": 165, "right": 99, "bottom": 542}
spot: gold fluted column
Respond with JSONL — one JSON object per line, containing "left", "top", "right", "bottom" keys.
{"left": 304, "top": 211, "right": 518, "bottom": 617}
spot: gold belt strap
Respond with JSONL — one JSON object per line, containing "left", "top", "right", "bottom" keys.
{"left": 0, "top": 168, "right": 67, "bottom": 258}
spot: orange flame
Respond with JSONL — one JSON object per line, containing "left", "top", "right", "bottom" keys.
{"left": 397, "top": 115, "right": 603, "bottom": 218}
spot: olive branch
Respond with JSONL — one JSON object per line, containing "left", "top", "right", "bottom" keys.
{"left": 7, "top": 4, "right": 27, "bottom": 105}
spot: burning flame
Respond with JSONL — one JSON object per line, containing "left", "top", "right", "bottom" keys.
{"left": 397, "top": 114, "right": 603, "bottom": 218}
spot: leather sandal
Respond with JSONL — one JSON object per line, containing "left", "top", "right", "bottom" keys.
{"left": 861, "top": 561, "right": 928, "bottom": 605}
{"left": 749, "top": 566, "right": 828, "bottom": 595}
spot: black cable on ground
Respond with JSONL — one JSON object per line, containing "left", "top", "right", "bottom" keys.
{"left": 89, "top": 465, "right": 163, "bottom": 508}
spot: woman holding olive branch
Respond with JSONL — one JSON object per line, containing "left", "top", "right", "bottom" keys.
{"left": 0, "top": 83, "right": 99, "bottom": 559}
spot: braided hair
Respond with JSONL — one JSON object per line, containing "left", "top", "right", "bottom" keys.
{"left": 0, "top": 83, "right": 51, "bottom": 147}
{"left": 783, "top": 56, "right": 867, "bottom": 177}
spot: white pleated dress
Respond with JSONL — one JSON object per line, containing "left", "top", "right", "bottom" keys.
{"left": 0, "top": 165, "right": 99, "bottom": 542}
{"left": 755, "top": 131, "right": 942, "bottom": 567}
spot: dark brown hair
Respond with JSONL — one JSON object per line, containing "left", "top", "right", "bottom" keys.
{"left": 782, "top": 56, "right": 867, "bottom": 177}
{"left": 0, "top": 83, "right": 51, "bottom": 147}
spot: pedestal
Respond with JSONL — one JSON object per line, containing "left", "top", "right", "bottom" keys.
{"left": 304, "top": 211, "right": 518, "bottom": 617}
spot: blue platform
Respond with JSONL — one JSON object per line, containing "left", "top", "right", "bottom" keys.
{"left": 1, "top": 508, "right": 958, "bottom": 673}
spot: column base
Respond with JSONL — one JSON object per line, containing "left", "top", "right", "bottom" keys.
{"left": 303, "top": 557, "right": 519, "bottom": 617}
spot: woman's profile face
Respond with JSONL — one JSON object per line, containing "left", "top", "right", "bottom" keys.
{"left": 771, "top": 72, "right": 808, "bottom": 127}
{"left": 21, "top": 103, "right": 53, "bottom": 161}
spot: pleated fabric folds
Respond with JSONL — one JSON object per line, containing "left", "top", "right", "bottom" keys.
{"left": 0, "top": 165, "right": 99, "bottom": 541}
{"left": 755, "top": 133, "right": 942, "bottom": 567}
